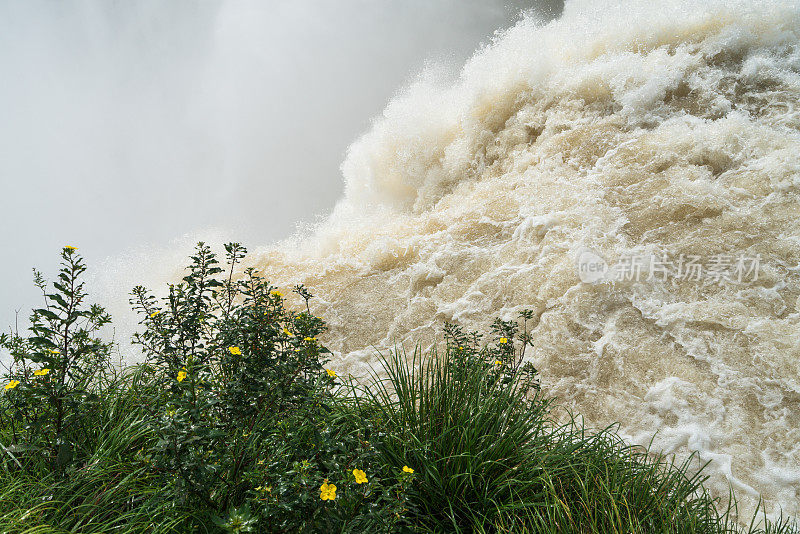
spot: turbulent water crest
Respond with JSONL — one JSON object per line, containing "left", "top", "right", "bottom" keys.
{"left": 253, "top": 0, "right": 800, "bottom": 518}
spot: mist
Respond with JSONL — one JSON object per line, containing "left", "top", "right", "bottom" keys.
{"left": 0, "top": 0, "right": 562, "bottom": 335}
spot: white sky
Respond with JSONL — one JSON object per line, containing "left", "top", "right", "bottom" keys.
{"left": 0, "top": 0, "right": 561, "bottom": 335}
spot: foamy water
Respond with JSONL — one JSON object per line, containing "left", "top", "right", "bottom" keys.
{"left": 251, "top": 0, "right": 800, "bottom": 520}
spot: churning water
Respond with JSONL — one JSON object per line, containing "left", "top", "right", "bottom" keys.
{"left": 249, "top": 0, "right": 800, "bottom": 520}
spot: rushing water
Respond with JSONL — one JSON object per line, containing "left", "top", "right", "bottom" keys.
{"left": 250, "top": 0, "right": 800, "bottom": 520}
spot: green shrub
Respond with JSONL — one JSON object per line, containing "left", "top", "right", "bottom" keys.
{"left": 128, "top": 242, "right": 412, "bottom": 531}
{"left": 0, "top": 246, "right": 112, "bottom": 471}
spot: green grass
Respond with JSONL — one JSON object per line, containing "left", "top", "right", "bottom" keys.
{"left": 0, "top": 367, "right": 201, "bottom": 533}
{"left": 353, "top": 348, "right": 796, "bottom": 534}
{"left": 1, "top": 346, "right": 797, "bottom": 533}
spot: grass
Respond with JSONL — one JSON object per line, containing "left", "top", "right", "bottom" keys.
{"left": 352, "top": 348, "right": 796, "bottom": 534}
{"left": 1, "top": 344, "right": 797, "bottom": 533}
{"left": 0, "top": 367, "right": 199, "bottom": 533}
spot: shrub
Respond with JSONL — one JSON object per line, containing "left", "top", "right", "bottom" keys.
{"left": 0, "top": 246, "right": 113, "bottom": 471}
{"left": 128, "top": 242, "right": 412, "bottom": 531}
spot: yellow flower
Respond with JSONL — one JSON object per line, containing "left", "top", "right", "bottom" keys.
{"left": 326, "top": 369, "right": 336, "bottom": 378}
{"left": 304, "top": 336, "right": 316, "bottom": 342}
{"left": 4, "top": 380, "right": 20, "bottom": 391}
{"left": 271, "top": 290, "right": 283, "bottom": 298}
{"left": 352, "top": 469, "right": 368, "bottom": 484}
{"left": 499, "top": 337, "right": 508, "bottom": 344}
{"left": 64, "top": 246, "right": 77, "bottom": 251}
{"left": 320, "top": 479, "right": 337, "bottom": 501}
{"left": 150, "top": 310, "right": 161, "bottom": 318}
{"left": 49, "top": 349, "right": 60, "bottom": 354}
{"left": 282, "top": 327, "right": 294, "bottom": 337}
{"left": 229, "top": 346, "right": 242, "bottom": 355}
{"left": 177, "top": 370, "right": 187, "bottom": 383}
{"left": 257, "top": 459, "right": 265, "bottom": 465}
{"left": 34, "top": 368, "right": 50, "bottom": 376}
{"left": 402, "top": 465, "right": 414, "bottom": 474}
